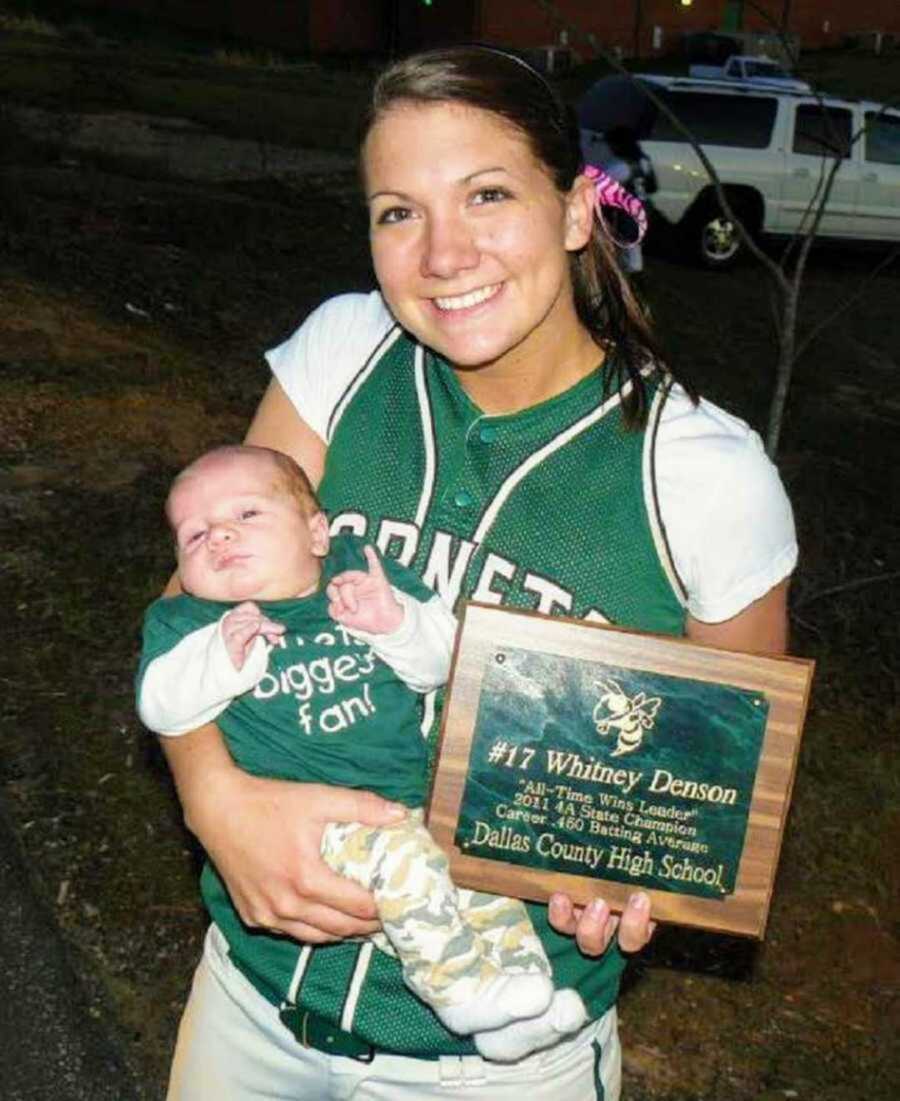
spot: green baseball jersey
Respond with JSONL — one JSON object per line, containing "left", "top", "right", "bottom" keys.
{"left": 272, "top": 331, "right": 686, "bottom": 1057}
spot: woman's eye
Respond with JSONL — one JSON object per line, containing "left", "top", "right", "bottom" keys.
{"left": 240, "top": 509, "right": 259, "bottom": 520}
{"left": 185, "top": 530, "right": 205, "bottom": 547}
{"left": 375, "top": 205, "right": 413, "bottom": 226}
{"left": 472, "top": 186, "right": 511, "bottom": 205}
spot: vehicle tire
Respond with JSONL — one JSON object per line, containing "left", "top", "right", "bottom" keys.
{"left": 686, "top": 197, "right": 756, "bottom": 270}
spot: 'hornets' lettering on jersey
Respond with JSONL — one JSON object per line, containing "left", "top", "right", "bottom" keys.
{"left": 522, "top": 570, "right": 574, "bottom": 616}
{"left": 375, "top": 518, "right": 419, "bottom": 567}
{"left": 330, "top": 512, "right": 604, "bottom": 621}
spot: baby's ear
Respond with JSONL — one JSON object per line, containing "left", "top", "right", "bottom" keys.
{"left": 309, "top": 511, "right": 330, "bottom": 558}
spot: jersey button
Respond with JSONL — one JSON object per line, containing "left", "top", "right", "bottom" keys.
{"left": 454, "top": 489, "right": 474, "bottom": 508}
{"left": 479, "top": 424, "right": 497, "bottom": 444}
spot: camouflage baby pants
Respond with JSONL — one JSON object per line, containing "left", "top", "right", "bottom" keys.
{"left": 320, "top": 808, "right": 551, "bottom": 1009}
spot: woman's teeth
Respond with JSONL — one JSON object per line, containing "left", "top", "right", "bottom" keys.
{"left": 434, "top": 284, "right": 500, "bottom": 311}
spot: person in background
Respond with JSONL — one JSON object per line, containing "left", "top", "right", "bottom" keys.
{"left": 579, "top": 125, "right": 656, "bottom": 274}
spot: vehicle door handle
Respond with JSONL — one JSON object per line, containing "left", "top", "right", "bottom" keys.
{"left": 863, "top": 172, "right": 878, "bottom": 182}
{"left": 792, "top": 168, "right": 811, "bottom": 178}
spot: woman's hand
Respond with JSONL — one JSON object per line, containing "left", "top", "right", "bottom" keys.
{"left": 548, "top": 890, "right": 656, "bottom": 956}
{"left": 162, "top": 727, "right": 406, "bottom": 943}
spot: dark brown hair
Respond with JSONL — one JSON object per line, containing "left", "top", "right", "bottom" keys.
{"left": 361, "top": 46, "right": 689, "bottom": 428}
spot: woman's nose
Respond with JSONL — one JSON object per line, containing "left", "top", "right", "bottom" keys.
{"left": 420, "top": 212, "right": 479, "bottom": 279}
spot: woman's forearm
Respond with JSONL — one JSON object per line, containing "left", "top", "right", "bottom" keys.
{"left": 158, "top": 720, "right": 238, "bottom": 836}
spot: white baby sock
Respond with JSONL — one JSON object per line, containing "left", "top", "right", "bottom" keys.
{"left": 473, "top": 988, "right": 589, "bottom": 1063}
{"left": 436, "top": 972, "right": 554, "bottom": 1035}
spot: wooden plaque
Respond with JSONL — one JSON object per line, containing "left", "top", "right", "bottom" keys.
{"left": 427, "top": 603, "right": 814, "bottom": 939}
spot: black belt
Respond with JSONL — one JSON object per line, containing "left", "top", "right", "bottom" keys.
{"left": 279, "top": 1006, "right": 376, "bottom": 1063}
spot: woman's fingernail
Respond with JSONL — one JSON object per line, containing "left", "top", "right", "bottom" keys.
{"left": 386, "top": 802, "right": 406, "bottom": 820}
{"left": 587, "top": 899, "right": 606, "bottom": 917}
{"left": 628, "top": 891, "right": 649, "bottom": 910}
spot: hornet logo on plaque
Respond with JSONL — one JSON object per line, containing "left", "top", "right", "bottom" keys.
{"left": 593, "top": 677, "right": 662, "bottom": 757}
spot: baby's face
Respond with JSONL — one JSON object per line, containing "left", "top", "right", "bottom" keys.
{"left": 168, "top": 452, "right": 328, "bottom": 603}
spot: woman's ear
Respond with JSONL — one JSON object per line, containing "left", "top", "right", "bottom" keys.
{"left": 309, "top": 511, "right": 331, "bottom": 558}
{"left": 564, "top": 174, "right": 596, "bottom": 252}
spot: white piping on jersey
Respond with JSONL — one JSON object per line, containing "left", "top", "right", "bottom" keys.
{"left": 470, "top": 380, "right": 634, "bottom": 546}
{"left": 285, "top": 944, "right": 312, "bottom": 1005}
{"left": 420, "top": 687, "right": 437, "bottom": 741}
{"left": 327, "top": 325, "right": 404, "bottom": 443}
{"left": 464, "top": 413, "right": 488, "bottom": 446}
{"left": 341, "top": 941, "right": 375, "bottom": 1031}
{"left": 644, "top": 381, "right": 689, "bottom": 607}
{"left": 413, "top": 345, "right": 437, "bottom": 531}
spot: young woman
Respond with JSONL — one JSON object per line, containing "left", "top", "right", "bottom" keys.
{"left": 161, "top": 47, "right": 796, "bottom": 1101}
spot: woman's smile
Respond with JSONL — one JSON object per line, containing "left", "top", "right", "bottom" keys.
{"left": 432, "top": 282, "right": 503, "bottom": 312}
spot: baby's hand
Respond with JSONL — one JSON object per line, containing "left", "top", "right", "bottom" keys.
{"left": 327, "top": 545, "right": 404, "bottom": 635}
{"left": 222, "top": 601, "right": 285, "bottom": 670}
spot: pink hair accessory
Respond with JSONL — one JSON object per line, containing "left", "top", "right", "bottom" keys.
{"left": 583, "top": 163, "right": 648, "bottom": 245}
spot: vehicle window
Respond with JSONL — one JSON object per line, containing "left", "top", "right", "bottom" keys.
{"left": 745, "top": 61, "right": 787, "bottom": 79}
{"left": 792, "top": 105, "right": 852, "bottom": 158}
{"left": 864, "top": 112, "right": 900, "bottom": 165}
{"left": 648, "top": 90, "right": 777, "bottom": 148}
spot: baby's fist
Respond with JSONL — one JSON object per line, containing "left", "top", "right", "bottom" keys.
{"left": 222, "top": 602, "right": 284, "bottom": 670}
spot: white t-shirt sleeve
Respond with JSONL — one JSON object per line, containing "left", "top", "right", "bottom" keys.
{"left": 655, "top": 391, "right": 797, "bottom": 624}
{"left": 343, "top": 591, "right": 457, "bottom": 694}
{"left": 138, "top": 618, "right": 269, "bottom": 736}
{"left": 265, "top": 292, "right": 395, "bottom": 441}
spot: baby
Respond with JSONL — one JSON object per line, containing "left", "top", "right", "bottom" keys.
{"left": 137, "top": 444, "right": 587, "bottom": 1062}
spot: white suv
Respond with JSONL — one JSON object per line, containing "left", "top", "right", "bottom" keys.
{"left": 634, "top": 76, "right": 900, "bottom": 268}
